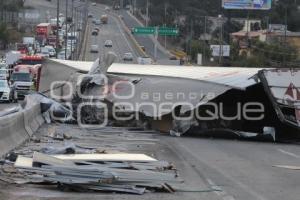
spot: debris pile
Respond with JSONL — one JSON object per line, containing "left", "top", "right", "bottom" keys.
{"left": 14, "top": 152, "right": 181, "bottom": 194}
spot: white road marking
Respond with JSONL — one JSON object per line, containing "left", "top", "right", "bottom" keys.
{"left": 206, "top": 178, "right": 236, "bottom": 200}
{"left": 278, "top": 149, "right": 300, "bottom": 159}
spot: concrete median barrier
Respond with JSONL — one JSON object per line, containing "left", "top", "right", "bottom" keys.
{"left": 23, "top": 104, "right": 44, "bottom": 136}
{"left": 0, "top": 104, "right": 44, "bottom": 157}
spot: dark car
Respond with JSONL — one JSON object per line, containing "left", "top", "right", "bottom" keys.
{"left": 92, "top": 30, "right": 98, "bottom": 36}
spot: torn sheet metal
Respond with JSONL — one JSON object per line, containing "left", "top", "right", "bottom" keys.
{"left": 104, "top": 75, "right": 233, "bottom": 117}
{"left": 259, "top": 69, "right": 300, "bottom": 129}
{"left": 24, "top": 93, "right": 74, "bottom": 123}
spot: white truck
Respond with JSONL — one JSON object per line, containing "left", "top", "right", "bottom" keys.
{"left": 11, "top": 71, "right": 33, "bottom": 100}
{"left": 137, "top": 57, "right": 153, "bottom": 65}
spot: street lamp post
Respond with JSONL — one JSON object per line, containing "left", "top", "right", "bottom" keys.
{"left": 71, "top": 0, "right": 74, "bottom": 60}
{"left": 65, "top": 0, "right": 68, "bottom": 60}
{"left": 56, "top": 0, "right": 60, "bottom": 58}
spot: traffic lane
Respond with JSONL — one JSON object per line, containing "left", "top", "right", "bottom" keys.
{"left": 119, "top": 10, "right": 168, "bottom": 60}
{"left": 0, "top": 102, "right": 19, "bottom": 112}
{"left": 164, "top": 136, "right": 300, "bottom": 200}
{"left": 92, "top": 6, "right": 138, "bottom": 62}
{"left": 85, "top": 6, "right": 138, "bottom": 63}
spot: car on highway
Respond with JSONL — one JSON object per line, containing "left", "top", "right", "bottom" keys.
{"left": 104, "top": 40, "right": 113, "bottom": 47}
{"left": 123, "top": 52, "right": 134, "bottom": 61}
{"left": 0, "top": 69, "right": 9, "bottom": 80}
{"left": 0, "top": 79, "right": 17, "bottom": 102}
{"left": 94, "top": 19, "right": 101, "bottom": 25}
{"left": 92, "top": 30, "right": 98, "bottom": 36}
{"left": 38, "top": 48, "right": 50, "bottom": 58}
{"left": 57, "top": 49, "right": 71, "bottom": 60}
{"left": 44, "top": 46, "right": 56, "bottom": 57}
{"left": 92, "top": 2, "right": 96, "bottom": 6}
{"left": 90, "top": 45, "right": 99, "bottom": 53}
{"left": 0, "top": 63, "right": 7, "bottom": 70}
{"left": 125, "top": 5, "right": 131, "bottom": 10}
{"left": 94, "top": 27, "right": 100, "bottom": 32}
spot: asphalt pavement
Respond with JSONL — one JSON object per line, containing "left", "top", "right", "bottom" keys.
{"left": 2, "top": 2, "right": 300, "bottom": 200}
{"left": 0, "top": 102, "right": 19, "bottom": 111}
{"left": 83, "top": 5, "right": 140, "bottom": 63}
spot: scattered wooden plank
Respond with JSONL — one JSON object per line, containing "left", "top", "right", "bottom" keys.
{"left": 14, "top": 156, "right": 33, "bottom": 168}
{"left": 272, "top": 165, "right": 300, "bottom": 170}
{"left": 53, "top": 153, "right": 157, "bottom": 162}
{"left": 33, "top": 152, "right": 76, "bottom": 166}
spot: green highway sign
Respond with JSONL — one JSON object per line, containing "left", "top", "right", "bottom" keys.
{"left": 132, "top": 27, "right": 155, "bottom": 35}
{"left": 132, "top": 26, "right": 179, "bottom": 36}
{"left": 158, "top": 27, "right": 179, "bottom": 36}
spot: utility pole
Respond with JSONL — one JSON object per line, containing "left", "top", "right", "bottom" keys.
{"left": 65, "top": 0, "right": 68, "bottom": 60}
{"left": 190, "top": 20, "right": 193, "bottom": 62}
{"left": 71, "top": 0, "right": 74, "bottom": 60}
{"left": 146, "top": 0, "right": 149, "bottom": 26}
{"left": 56, "top": 0, "right": 60, "bottom": 58}
{"left": 164, "top": 2, "right": 167, "bottom": 49}
{"left": 218, "top": 14, "right": 223, "bottom": 65}
{"left": 283, "top": 6, "right": 287, "bottom": 67}
{"left": 203, "top": 16, "right": 207, "bottom": 64}
{"left": 154, "top": 26, "right": 158, "bottom": 61}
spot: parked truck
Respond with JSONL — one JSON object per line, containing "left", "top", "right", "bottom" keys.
{"left": 101, "top": 15, "right": 108, "bottom": 24}
{"left": 36, "top": 23, "right": 52, "bottom": 45}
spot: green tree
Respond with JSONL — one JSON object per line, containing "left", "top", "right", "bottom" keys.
{"left": 0, "top": 23, "right": 8, "bottom": 46}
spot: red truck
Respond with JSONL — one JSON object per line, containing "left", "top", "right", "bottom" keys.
{"left": 16, "top": 43, "right": 29, "bottom": 54}
{"left": 36, "top": 23, "right": 52, "bottom": 45}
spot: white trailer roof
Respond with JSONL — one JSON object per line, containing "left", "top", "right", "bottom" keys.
{"left": 50, "top": 59, "right": 263, "bottom": 90}
{"left": 108, "top": 63, "right": 263, "bottom": 90}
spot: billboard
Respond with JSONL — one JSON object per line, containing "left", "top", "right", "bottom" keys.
{"left": 222, "top": 0, "right": 272, "bottom": 10}
{"left": 210, "top": 45, "right": 230, "bottom": 57}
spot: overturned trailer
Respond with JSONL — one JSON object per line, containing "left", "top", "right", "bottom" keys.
{"left": 45, "top": 57, "right": 300, "bottom": 141}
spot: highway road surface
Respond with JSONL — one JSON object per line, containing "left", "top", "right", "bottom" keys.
{"left": 83, "top": 4, "right": 141, "bottom": 63}
{"left": 1, "top": 2, "right": 300, "bottom": 200}
{"left": 0, "top": 102, "right": 19, "bottom": 111}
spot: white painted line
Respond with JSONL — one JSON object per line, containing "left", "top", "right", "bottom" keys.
{"left": 206, "top": 178, "right": 236, "bottom": 200}
{"left": 278, "top": 149, "right": 300, "bottom": 159}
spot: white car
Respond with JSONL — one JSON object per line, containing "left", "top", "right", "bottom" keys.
{"left": 0, "top": 63, "right": 8, "bottom": 70}
{"left": 44, "top": 45, "right": 56, "bottom": 57}
{"left": 0, "top": 80, "right": 16, "bottom": 102}
{"left": 38, "top": 47, "right": 50, "bottom": 58}
{"left": 90, "top": 45, "right": 99, "bottom": 53}
{"left": 58, "top": 49, "right": 71, "bottom": 60}
{"left": 123, "top": 52, "right": 133, "bottom": 61}
{"left": 92, "top": 2, "right": 96, "bottom": 6}
{"left": 0, "top": 69, "right": 9, "bottom": 80}
{"left": 104, "top": 40, "right": 113, "bottom": 47}
{"left": 93, "top": 19, "right": 101, "bottom": 25}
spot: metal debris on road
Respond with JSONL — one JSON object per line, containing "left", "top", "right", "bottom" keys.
{"left": 13, "top": 152, "right": 181, "bottom": 194}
